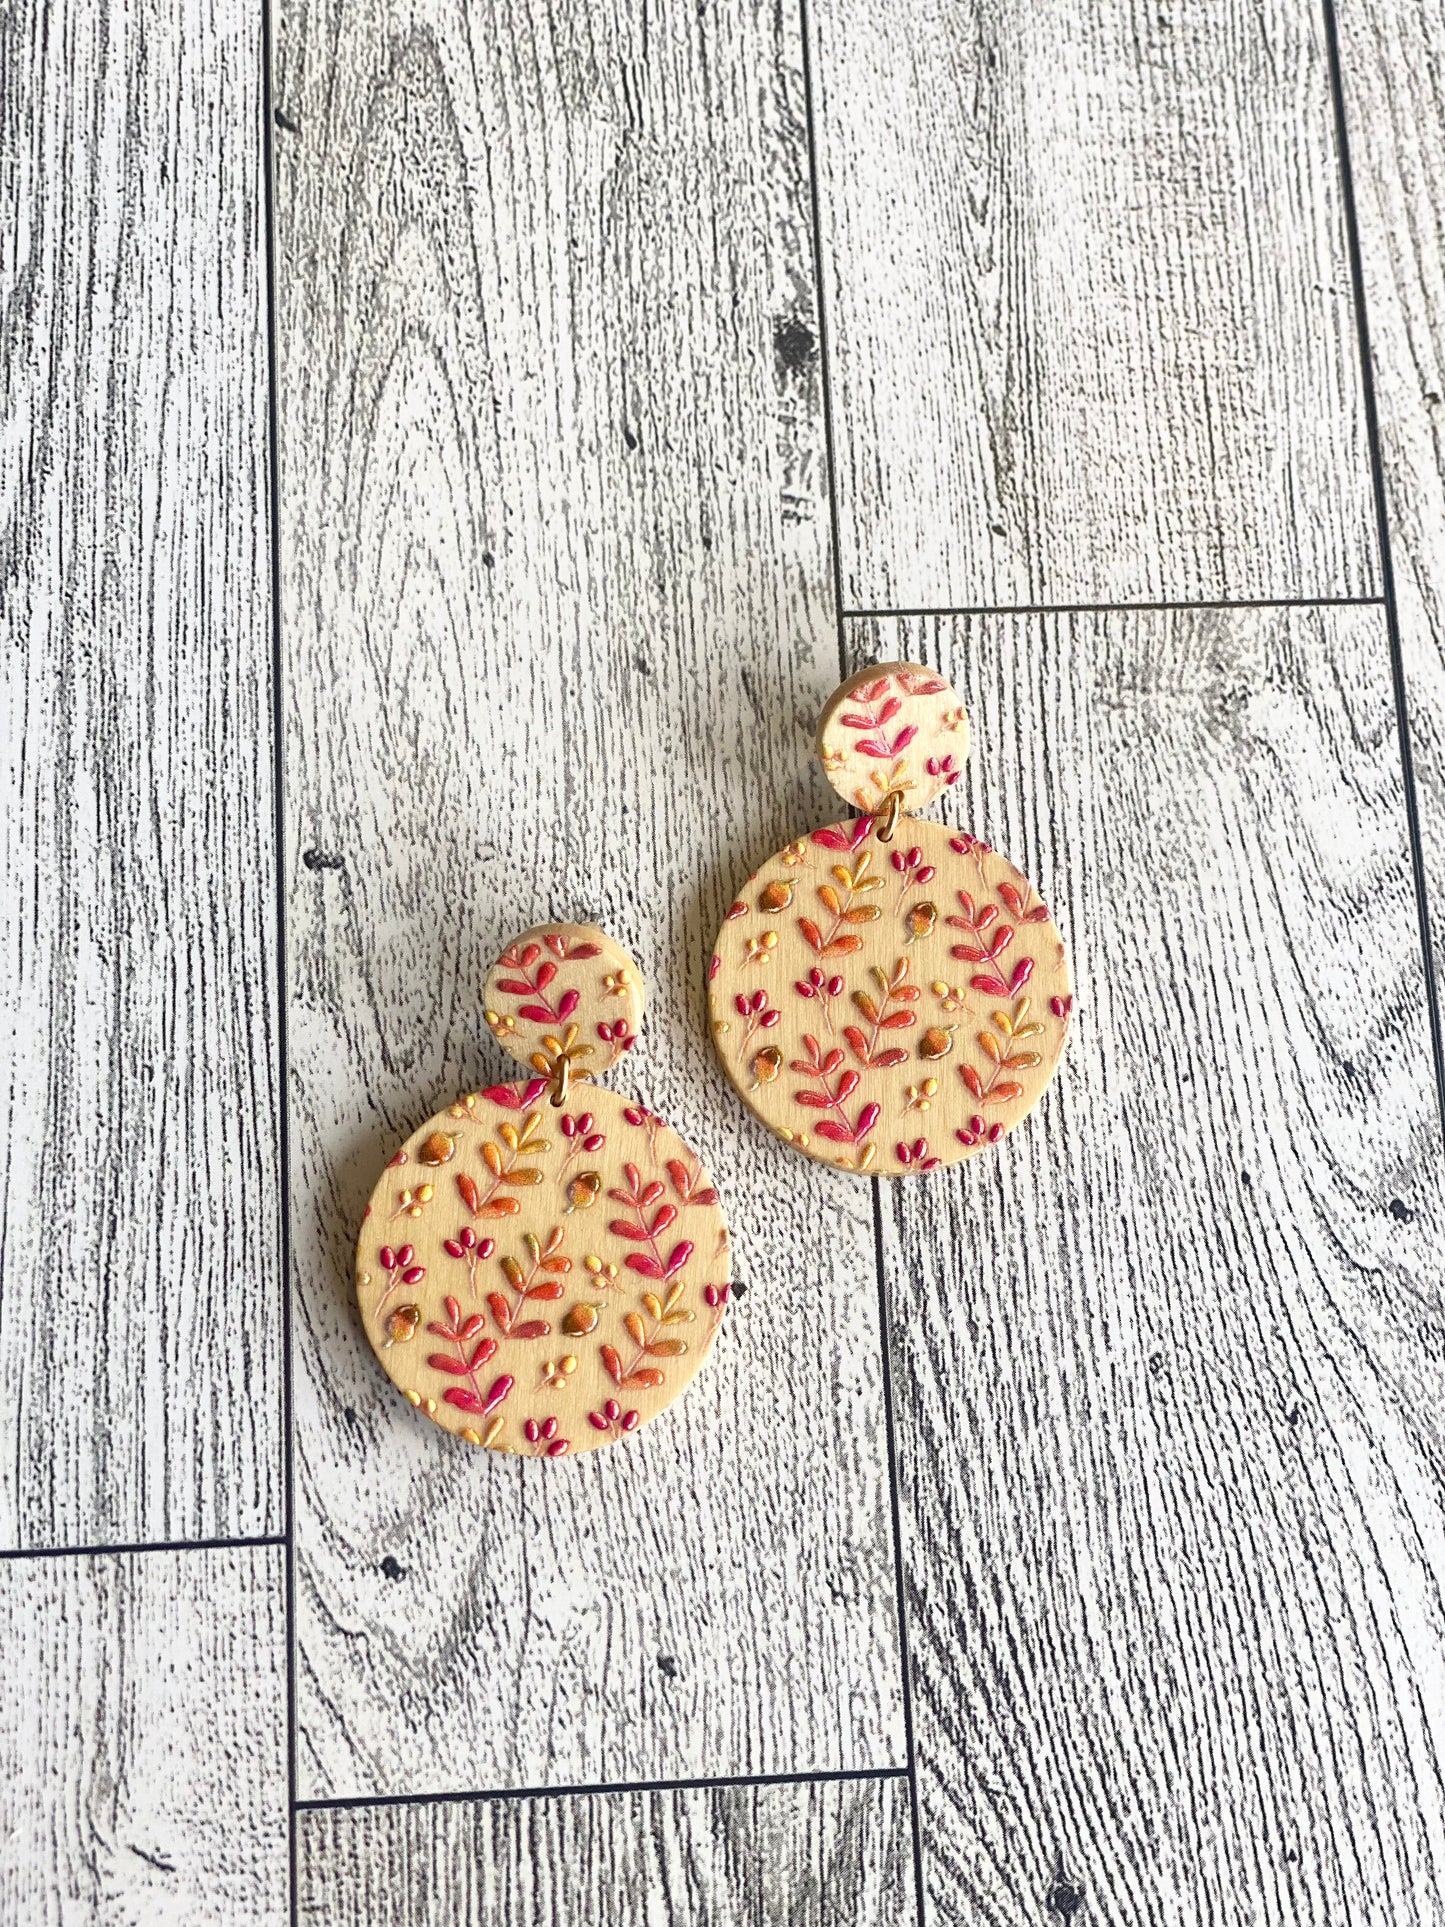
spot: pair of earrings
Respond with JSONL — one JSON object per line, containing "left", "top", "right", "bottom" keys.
{"left": 357, "top": 661, "right": 1071, "bottom": 1456}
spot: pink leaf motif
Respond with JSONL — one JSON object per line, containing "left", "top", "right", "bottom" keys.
{"left": 971, "top": 975, "right": 1009, "bottom": 995}
{"left": 557, "top": 988, "right": 580, "bottom": 1019}
{"left": 891, "top": 724, "right": 918, "bottom": 754}
{"left": 1010, "top": 958, "right": 1034, "bottom": 991}
{"left": 482, "top": 1079, "right": 548, "bottom": 1108}
{"left": 814, "top": 1120, "right": 853, "bottom": 1143}
{"left": 482, "top": 1375, "right": 514, "bottom": 1415}
{"left": 625, "top": 1254, "right": 666, "bottom": 1280}
{"left": 811, "top": 818, "right": 872, "bottom": 853}
{"left": 443, "top": 1388, "right": 485, "bottom": 1412}
{"left": 517, "top": 1004, "right": 554, "bottom": 1022}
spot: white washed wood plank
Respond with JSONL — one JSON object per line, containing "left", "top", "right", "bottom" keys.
{"left": 846, "top": 608, "right": 1445, "bottom": 1923}
{"left": 274, "top": 0, "right": 902, "bottom": 1800}
{"left": 299, "top": 1774, "right": 910, "bottom": 1925}
{"left": 0, "top": 0, "right": 281, "bottom": 1545}
{"left": 1337, "top": 0, "right": 1445, "bottom": 999}
{"left": 0, "top": 1546, "right": 288, "bottom": 1925}
{"left": 809, "top": 0, "right": 1376, "bottom": 612}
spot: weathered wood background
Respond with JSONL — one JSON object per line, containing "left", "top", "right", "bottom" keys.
{"left": 3, "top": 0, "right": 1443, "bottom": 1921}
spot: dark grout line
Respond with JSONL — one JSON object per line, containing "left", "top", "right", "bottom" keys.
{"left": 258, "top": 5, "right": 301, "bottom": 1925}
{"left": 0, "top": 1534, "right": 287, "bottom": 1564}
{"left": 798, "top": 0, "right": 849, "bottom": 683}
{"left": 870, "top": 1184, "right": 928, "bottom": 1927}
{"left": 844, "top": 594, "right": 1387, "bottom": 622}
{"left": 295, "top": 1762, "right": 910, "bottom": 1817}
{"left": 798, "top": 10, "right": 928, "bottom": 1927}
{"left": 1322, "top": 0, "right": 1445, "bottom": 1139}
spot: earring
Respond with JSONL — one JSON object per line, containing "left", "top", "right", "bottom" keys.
{"left": 357, "top": 924, "right": 730, "bottom": 1455}
{"left": 709, "top": 662, "right": 1071, "bottom": 1175}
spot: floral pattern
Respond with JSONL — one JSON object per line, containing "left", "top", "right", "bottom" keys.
{"left": 815, "top": 661, "right": 972, "bottom": 816}
{"left": 710, "top": 811, "right": 1070, "bottom": 1176}
{"left": 483, "top": 922, "right": 644, "bottom": 1076}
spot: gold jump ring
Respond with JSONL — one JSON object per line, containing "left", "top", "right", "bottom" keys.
{"left": 874, "top": 789, "right": 904, "bottom": 844}
{"left": 550, "top": 1053, "right": 572, "bottom": 1107}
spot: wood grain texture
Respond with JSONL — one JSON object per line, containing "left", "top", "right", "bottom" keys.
{"left": 846, "top": 609, "right": 1445, "bottom": 1923}
{"left": 0, "top": 0, "right": 281, "bottom": 1546}
{"left": 274, "top": 0, "right": 904, "bottom": 1800}
{"left": 0, "top": 1546, "right": 288, "bottom": 1925}
{"left": 808, "top": 0, "right": 1376, "bottom": 613}
{"left": 299, "top": 1774, "right": 910, "bottom": 1925}
{"left": 1336, "top": 0, "right": 1445, "bottom": 1001}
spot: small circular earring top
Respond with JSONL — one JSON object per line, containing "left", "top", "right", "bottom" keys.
{"left": 484, "top": 922, "right": 645, "bottom": 1090}
{"left": 816, "top": 660, "right": 971, "bottom": 821}
{"left": 358, "top": 922, "right": 728, "bottom": 1456}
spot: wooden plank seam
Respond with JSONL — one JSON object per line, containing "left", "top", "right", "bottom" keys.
{"left": 1321, "top": 0, "right": 1445, "bottom": 1136}
{"left": 258, "top": 5, "right": 301, "bottom": 1924}
{"left": 798, "top": 4, "right": 929, "bottom": 1923}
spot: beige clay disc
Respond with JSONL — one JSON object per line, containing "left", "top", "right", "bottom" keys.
{"left": 709, "top": 814, "right": 1071, "bottom": 1176}
{"left": 815, "top": 660, "right": 971, "bottom": 817}
{"left": 357, "top": 1082, "right": 729, "bottom": 1454}
{"left": 484, "top": 923, "right": 644, "bottom": 1080}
